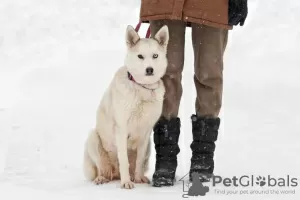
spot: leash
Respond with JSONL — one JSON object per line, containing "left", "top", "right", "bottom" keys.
{"left": 135, "top": 22, "right": 151, "bottom": 38}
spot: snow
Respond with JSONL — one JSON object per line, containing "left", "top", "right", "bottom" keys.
{"left": 0, "top": 0, "right": 300, "bottom": 199}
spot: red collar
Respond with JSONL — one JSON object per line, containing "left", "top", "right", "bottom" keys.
{"left": 127, "top": 71, "right": 136, "bottom": 82}
{"left": 127, "top": 71, "right": 154, "bottom": 91}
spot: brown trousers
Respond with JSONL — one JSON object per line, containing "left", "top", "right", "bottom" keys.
{"left": 150, "top": 20, "right": 228, "bottom": 119}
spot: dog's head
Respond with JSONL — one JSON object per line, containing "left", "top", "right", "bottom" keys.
{"left": 125, "top": 25, "right": 169, "bottom": 85}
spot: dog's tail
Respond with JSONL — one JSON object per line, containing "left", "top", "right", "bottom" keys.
{"left": 83, "top": 129, "right": 99, "bottom": 181}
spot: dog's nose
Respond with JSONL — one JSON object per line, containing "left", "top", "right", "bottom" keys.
{"left": 146, "top": 67, "right": 154, "bottom": 75}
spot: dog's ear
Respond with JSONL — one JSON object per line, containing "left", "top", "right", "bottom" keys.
{"left": 154, "top": 25, "right": 169, "bottom": 47}
{"left": 126, "top": 25, "right": 140, "bottom": 48}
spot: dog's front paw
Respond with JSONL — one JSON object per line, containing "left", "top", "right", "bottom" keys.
{"left": 94, "top": 176, "right": 110, "bottom": 185}
{"left": 121, "top": 180, "right": 135, "bottom": 189}
{"left": 134, "top": 175, "right": 150, "bottom": 184}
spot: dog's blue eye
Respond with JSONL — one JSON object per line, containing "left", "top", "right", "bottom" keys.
{"left": 153, "top": 54, "right": 158, "bottom": 59}
{"left": 138, "top": 54, "right": 144, "bottom": 59}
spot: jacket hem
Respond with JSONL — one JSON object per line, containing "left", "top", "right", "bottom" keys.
{"left": 140, "top": 15, "right": 233, "bottom": 30}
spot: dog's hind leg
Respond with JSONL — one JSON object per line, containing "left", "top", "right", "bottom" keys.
{"left": 83, "top": 148, "right": 97, "bottom": 181}
{"left": 83, "top": 129, "right": 111, "bottom": 184}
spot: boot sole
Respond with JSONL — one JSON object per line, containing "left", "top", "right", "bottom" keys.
{"left": 152, "top": 178, "right": 175, "bottom": 187}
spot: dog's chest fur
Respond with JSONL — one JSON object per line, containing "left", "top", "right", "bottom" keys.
{"left": 127, "top": 98, "right": 163, "bottom": 149}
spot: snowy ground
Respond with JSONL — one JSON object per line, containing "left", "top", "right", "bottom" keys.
{"left": 1, "top": 0, "right": 300, "bottom": 199}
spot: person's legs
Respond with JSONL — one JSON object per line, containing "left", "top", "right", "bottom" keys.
{"left": 150, "top": 19, "right": 186, "bottom": 187}
{"left": 192, "top": 24, "right": 228, "bottom": 117}
{"left": 190, "top": 23, "right": 228, "bottom": 181}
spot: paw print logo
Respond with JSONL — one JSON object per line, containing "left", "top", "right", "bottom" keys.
{"left": 188, "top": 172, "right": 209, "bottom": 196}
{"left": 256, "top": 176, "right": 266, "bottom": 186}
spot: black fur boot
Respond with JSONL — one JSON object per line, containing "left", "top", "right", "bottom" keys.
{"left": 189, "top": 114, "right": 220, "bottom": 182}
{"left": 152, "top": 117, "right": 180, "bottom": 187}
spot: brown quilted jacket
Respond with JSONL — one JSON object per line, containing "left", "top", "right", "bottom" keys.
{"left": 140, "top": 0, "right": 232, "bottom": 30}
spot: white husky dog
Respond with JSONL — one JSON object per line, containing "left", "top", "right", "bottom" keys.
{"left": 83, "top": 25, "right": 169, "bottom": 189}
